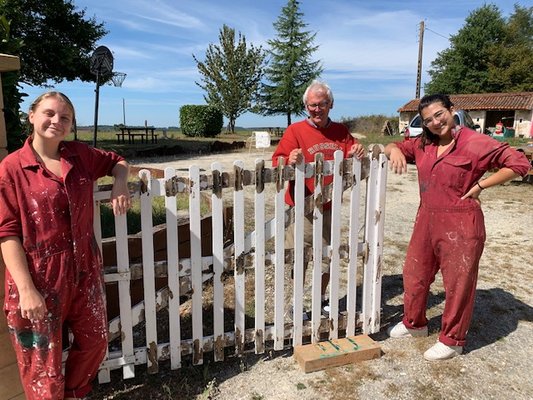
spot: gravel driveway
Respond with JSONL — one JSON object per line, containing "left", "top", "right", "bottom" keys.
{"left": 91, "top": 147, "right": 532, "bottom": 400}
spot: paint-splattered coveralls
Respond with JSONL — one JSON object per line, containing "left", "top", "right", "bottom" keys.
{"left": 395, "top": 127, "right": 530, "bottom": 347}
{"left": 0, "top": 138, "right": 124, "bottom": 399}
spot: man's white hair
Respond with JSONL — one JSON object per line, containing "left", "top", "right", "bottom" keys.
{"left": 302, "top": 80, "right": 334, "bottom": 106}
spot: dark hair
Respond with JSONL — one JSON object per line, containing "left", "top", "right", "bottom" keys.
{"left": 417, "top": 94, "right": 453, "bottom": 148}
{"left": 27, "top": 91, "right": 77, "bottom": 135}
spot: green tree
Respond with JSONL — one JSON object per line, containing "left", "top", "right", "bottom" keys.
{"left": 0, "top": 0, "right": 107, "bottom": 151}
{"left": 487, "top": 5, "right": 533, "bottom": 92}
{"left": 257, "top": 0, "right": 322, "bottom": 126}
{"left": 0, "top": 16, "right": 25, "bottom": 151}
{"left": 425, "top": 4, "right": 506, "bottom": 94}
{"left": 193, "top": 24, "right": 265, "bottom": 133}
{"left": 1, "top": 0, "right": 106, "bottom": 86}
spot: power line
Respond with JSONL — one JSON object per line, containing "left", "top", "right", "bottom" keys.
{"left": 425, "top": 26, "right": 450, "bottom": 41}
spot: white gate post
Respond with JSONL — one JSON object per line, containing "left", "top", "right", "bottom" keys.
{"left": 211, "top": 163, "right": 225, "bottom": 361}
{"left": 362, "top": 146, "right": 388, "bottom": 334}
{"left": 139, "top": 170, "right": 159, "bottom": 373}
{"left": 273, "top": 158, "right": 286, "bottom": 350}
{"left": 164, "top": 167, "right": 181, "bottom": 369}
{"left": 254, "top": 159, "right": 266, "bottom": 353}
{"left": 189, "top": 166, "right": 203, "bottom": 365}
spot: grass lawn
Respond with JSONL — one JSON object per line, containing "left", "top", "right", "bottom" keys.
{"left": 76, "top": 127, "right": 529, "bottom": 159}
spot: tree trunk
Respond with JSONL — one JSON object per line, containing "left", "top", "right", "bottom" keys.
{"left": 286, "top": 112, "right": 292, "bottom": 126}
{"left": 227, "top": 118, "right": 235, "bottom": 134}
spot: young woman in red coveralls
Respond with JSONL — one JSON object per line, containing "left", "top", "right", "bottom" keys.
{"left": 385, "top": 94, "right": 530, "bottom": 361}
{"left": 0, "top": 92, "right": 131, "bottom": 399}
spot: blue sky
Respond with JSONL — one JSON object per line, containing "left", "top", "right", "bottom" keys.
{"left": 20, "top": 0, "right": 524, "bottom": 128}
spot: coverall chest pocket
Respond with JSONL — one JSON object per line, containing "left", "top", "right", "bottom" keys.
{"left": 69, "top": 176, "right": 93, "bottom": 209}
{"left": 440, "top": 156, "right": 472, "bottom": 189}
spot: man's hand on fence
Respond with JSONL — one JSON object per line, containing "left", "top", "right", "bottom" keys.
{"left": 348, "top": 143, "right": 365, "bottom": 159}
{"left": 288, "top": 148, "right": 304, "bottom": 165}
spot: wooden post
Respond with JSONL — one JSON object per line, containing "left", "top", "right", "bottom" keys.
{"left": 0, "top": 53, "right": 20, "bottom": 160}
{"left": 0, "top": 53, "right": 24, "bottom": 400}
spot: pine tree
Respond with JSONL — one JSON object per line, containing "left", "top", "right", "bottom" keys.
{"left": 258, "top": 0, "right": 323, "bottom": 126}
{"left": 193, "top": 25, "right": 265, "bottom": 133}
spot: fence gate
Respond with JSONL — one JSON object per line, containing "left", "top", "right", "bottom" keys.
{"left": 91, "top": 148, "right": 388, "bottom": 382}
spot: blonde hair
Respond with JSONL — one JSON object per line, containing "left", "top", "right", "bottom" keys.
{"left": 28, "top": 91, "right": 77, "bottom": 134}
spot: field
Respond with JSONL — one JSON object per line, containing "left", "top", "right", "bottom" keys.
{"left": 77, "top": 127, "right": 530, "bottom": 154}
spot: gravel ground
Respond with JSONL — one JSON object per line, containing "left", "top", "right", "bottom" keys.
{"left": 90, "top": 147, "right": 532, "bottom": 400}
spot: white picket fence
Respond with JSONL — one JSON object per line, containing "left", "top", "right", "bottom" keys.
{"left": 91, "top": 148, "right": 388, "bottom": 382}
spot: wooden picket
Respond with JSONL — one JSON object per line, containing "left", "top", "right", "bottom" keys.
{"left": 91, "top": 148, "right": 388, "bottom": 382}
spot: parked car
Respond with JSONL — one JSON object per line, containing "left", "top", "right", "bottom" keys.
{"left": 403, "top": 110, "right": 480, "bottom": 139}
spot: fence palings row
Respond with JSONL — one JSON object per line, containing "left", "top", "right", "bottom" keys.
{"left": 90, "top": 148, "right": 388, "bottom": 382}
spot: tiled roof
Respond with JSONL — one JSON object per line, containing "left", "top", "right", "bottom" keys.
{"left": 398, "top": 92, "right": 533, "bottom": 112}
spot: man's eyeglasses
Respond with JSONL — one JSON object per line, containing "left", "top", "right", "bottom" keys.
{"left": 306, "top": 101, "right": 330, "bottom": 110}
{"left": 422, "top": 109, "right": 448, "bottom": 127}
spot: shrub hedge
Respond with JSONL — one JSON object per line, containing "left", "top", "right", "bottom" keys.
{"left": 179, "top": 105, "right": 223, "bottom": 137}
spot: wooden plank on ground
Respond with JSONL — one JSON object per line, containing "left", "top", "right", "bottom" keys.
{"left": 0, "top": 362, "right": 24, "bottom": 400}
{"left": 293, "top": 334, "right": 381, "bottom": 373}
{"left": 0, "top": 332, "right": 16, "bottom": 369}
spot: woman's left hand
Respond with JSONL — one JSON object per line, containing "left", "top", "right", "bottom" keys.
{"left": 461, "top": 184, "right": 482, "bottom": 204}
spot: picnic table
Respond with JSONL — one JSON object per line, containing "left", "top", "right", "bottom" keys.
{"left": 116, "top": 126, "right": 158, "bottom": 144}
{"left": 268, "top": 127, "right": 284, "bottom": 137}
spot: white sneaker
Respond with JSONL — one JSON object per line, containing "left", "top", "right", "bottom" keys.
{"left": 321, "top": 304, "right": 331, "bottom": 317}
{"left": 387, "top": 321, "right": 428, "bottom": 338}
{"left": 424, "top": 341, "right": 463, "bottom": 361}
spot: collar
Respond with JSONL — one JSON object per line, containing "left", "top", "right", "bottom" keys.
{"left": 305, "top": 117, "right": 332, "bottom": 129}
{"left": 19, "top": 137, "right": 40, "bottom": 169}
{"left": 19, "top": 137, "right": 78, "bottom": 169}
{"left": 451, "top": 125, "right": 463, "bottom": 140}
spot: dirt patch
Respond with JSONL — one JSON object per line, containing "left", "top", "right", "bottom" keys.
{"left": 88, "top": 149, "right": 532, "bottom": 400}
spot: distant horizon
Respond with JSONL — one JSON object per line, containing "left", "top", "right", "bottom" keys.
{"left": 76, "top": 111, "right": 401, "bottom": 131}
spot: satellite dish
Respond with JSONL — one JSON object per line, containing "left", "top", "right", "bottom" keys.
{"left": 90, "top": 45, "right": 114, "bottom": 76}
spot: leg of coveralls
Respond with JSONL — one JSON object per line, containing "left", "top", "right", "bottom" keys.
{"left": 6, "top": 309, "right": 65, "bottom": 400}
{"left": 63, "top": 272, "right": 108, "bottom": 399}
{"left": 435, "top": 209, "right": 485, "bottom": 347}
{"left": 402, "top": 208, "right": 439, "bottom": 330}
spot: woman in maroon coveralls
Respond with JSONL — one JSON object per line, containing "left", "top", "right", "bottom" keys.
{"left": 0, "top": 92, "right": 131, "bottom": 399}
{"left": 384, "top": 94, "right": 530, "bottom": 361}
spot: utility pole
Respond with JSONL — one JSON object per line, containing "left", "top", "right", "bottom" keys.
{"left": 122, "top": 98, "right": 126, "bottom": 126}
{"left": 416, "top": 20, "right": 425, "bottom": 99}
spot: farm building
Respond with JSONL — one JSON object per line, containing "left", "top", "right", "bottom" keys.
{"left": 398, "top": 92, "right": 533, "bottom": 138}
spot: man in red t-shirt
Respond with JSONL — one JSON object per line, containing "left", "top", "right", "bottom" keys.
{"left": 272, "top": 80, "right": 364, "bottom": 317}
